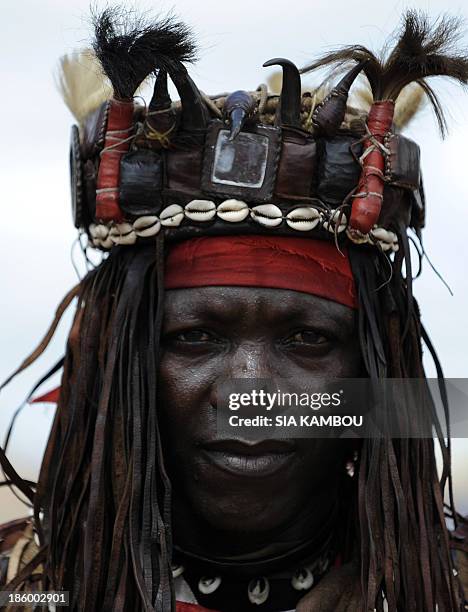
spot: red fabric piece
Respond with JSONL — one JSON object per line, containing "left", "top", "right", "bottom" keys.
{"left": 176, "top": 603, "right": 219, "bottom": 612}
{"left": 30, "top": 387, "right": 60, "bottom": 404}
{"left": 165, "top": 235, "right": 357, "bottom": 309}
{"left": 95, "top": 98, "right": 134, "bottom": 222}
{"left": 350, "top": 100, "right": 395, "bottom": 234}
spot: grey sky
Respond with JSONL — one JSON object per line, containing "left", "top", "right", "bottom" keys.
{"left": 0, "top": 0, "right": 467, "bottom": 521}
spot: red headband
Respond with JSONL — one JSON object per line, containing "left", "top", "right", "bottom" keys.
{"left": 165, "top": 235, "right": 357, "bottom": 309}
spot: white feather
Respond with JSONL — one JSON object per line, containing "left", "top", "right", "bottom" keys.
{"left": 56, "top": 49, "right": 112, "bottom": 124}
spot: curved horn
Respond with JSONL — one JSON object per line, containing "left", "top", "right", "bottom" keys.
{"left": 263, "top": 58, "right": 301, "bottom": 128}
{"left": 223, "top": 90, "right": 256, "bottom": 140}
{"left": 312, "top": 60, "right": 367, "bottom": 137}
{"left": 168, "top": 64, "right": 209, "bottom": 132}
{"left": 148, "top": 69, "right": 171, "bottom": 113}
{"left": 334, "top": 59, "right": 368, "bottom": 96}
{"left": 144, "top": 69, "right": 176, "bottom": 145}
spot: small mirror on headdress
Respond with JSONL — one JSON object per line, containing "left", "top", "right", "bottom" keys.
{"left": 212, "top": 130, "right": 269, "bottom": 188}
{"left": 202, "top": 121, "right": 280, "bottom": 201}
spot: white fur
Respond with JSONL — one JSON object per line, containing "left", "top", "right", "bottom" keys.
{"left": 56, "top": 49, "right": 112, "bottom": 124}
{"left": 351, "top": 81, "right": 426, "bottom": 129}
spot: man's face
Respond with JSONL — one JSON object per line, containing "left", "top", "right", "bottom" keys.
{"left": 159, "top": 287, "right": 362, "bottom": 540}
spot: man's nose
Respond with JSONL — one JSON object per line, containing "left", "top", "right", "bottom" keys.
{"left": 209, "top": 343, "right": 273, "bottom": 410}
{"left": 225, "top": 344, "right": 272, "bottom": 379}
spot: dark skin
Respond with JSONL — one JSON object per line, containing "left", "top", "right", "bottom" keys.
{"left": 159, "top": 286, "right": 362, "bottom": 559}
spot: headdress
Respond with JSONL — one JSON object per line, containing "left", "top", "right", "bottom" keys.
{"left": 1, "top": 6, "right": 468, "bottom": 612}
{"left": 65, "top": 11, "right": 468, "bottom": 261}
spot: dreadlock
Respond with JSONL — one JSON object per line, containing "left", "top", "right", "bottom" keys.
{"left": 348, "top": 210, "right": 459, "bottom": 611}
{"left": 30, "top": 240, "right": 173, "bottom": 610}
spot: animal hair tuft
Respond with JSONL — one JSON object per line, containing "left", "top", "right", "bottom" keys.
{"left": 301, "top": 10, "right": 468, "bottom": 136}
{"left": 92, "top": 5, "right": 197, "bottom": 100}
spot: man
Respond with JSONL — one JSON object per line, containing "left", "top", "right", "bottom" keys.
{"left": 1, "top": 6, "right": 468, "bottom": 611}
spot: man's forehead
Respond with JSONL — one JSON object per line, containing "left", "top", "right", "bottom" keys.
{"left": 163, "top": 286, "right": 355, "bottom": 324}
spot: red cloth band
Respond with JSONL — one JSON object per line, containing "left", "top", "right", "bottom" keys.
{"left": 165, "top": 235, "right": 357, "bottom": 309}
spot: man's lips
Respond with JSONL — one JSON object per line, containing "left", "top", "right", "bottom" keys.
{"left": 200, "top": 439, "right": 297, "bottom": 477}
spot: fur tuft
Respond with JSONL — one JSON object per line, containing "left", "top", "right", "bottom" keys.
{"left": 92, "top": 6, "right": 197, "bottom": 100}
{"left": 57, "top": 49, "right": 112, "bottom": 123}
{"left": 353, "top": 82, "right": 426, "bottom": 129}
{"left": 301, "top": 11, "right": 468, "bottom": 136}
{"left": 393, "top": 83, "right": 426, "bottom": 129}
{"left": 266, "top": 70, "right": 283, "bottom": 95}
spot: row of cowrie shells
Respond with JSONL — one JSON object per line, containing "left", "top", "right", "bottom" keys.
{"left": 89, "top": 199, "right": 398, "bottom": 252}
{"left": 346, "top": 226, "right": 399, "bottom": 252}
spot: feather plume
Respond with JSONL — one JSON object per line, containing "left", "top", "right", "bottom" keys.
{"left": 56, "top": 49, "right": 112, "bottom": 124}
{"left": 353, "top": 82, "right": 426, "bottom": 129}
{"left": 301, "top": 10, "right": 468, "bottom": 136}
{"left": 92, "top": 6, "right": 197, "bottom": 100}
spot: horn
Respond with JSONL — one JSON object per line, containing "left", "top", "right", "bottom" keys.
{"left": 263, "top": 58, "right": 301, "bottom": 128}
{"left": 168, "top": 64, "right": 209, "bottom": 132}
{"left": 312, "top": 60, "right": 367, "bottom": 137}
{"left": 148, "top": 69, "right": 171, "bottom": 113}
{"left": 223, "top": 90, "right": 256, "bottom": 141}
{"left": 144, "top": 69, "right": 176, "bottom": 146}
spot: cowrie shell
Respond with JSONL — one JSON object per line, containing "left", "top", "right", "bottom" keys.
{"left": 379, "top": 241, "right": 393, "bottom": 252}
{"left": 110, "top": 222, "right": 133, "bottom": 238}
{"left": 291, "top": 567, "right": 314, "bottom": 591}
{"left": 324, "top": 210, "right": 347, "bottom": 233}
{"left": 286, "top": 207, "right": 320, "bottom": 231}
{"left": 248, "top": 577, "right": 270, "bottom": 605}
{"left": 160, "top": 204, "right": 184, "bottom": 227}
{"left": 90, "top": 224, "right": 109, "bottom": 240}
{"left": 133, "top": 215, "right": 161, "bottom": 237}
{"left": 217, "top": 199, "right": 249, "bottom": 222}
{"left": 198, "top": 576, "right": 221, "bottom": 594}
{"left": 371, "top": 228, "right": 399, "bottom": 252}
{"left": 346, "top": 227, "right": 370, "bottom": 244}
{"left": 101, "top": 236, "right": 114, "bottom": 250}
{"left": 118, "top": 231, "right": 137, "bottom": 245}
{"left": 371, "top": 227, "right": 392, "bottom": 242}
{"left": 110, "top": 223, "right": 136, "bottom": 245}
{"left": 171, "top": 565, "right": 184, "bottom": 579}
{"left": 251, "top": 204, "right": 283, "bottom": 227}
{"left": 185, "top": 200, "right": 216, "bottom": 221}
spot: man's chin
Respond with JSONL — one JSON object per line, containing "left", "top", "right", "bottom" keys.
{"left": 187, "top": 494, "right": 292, "bottom": 537}
{"left": 179, "top": 471, "right": 297, "bottom": 536}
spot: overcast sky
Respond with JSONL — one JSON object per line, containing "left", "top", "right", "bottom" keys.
{"left": 0, "top": 0, "right": 467, "bottom": 521}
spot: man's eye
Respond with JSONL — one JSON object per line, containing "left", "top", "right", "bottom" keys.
{"left": 176, "top": 330, "right": 215, "bottom": 342}
{"left": 284, "top": 330, "right": 328, "bottom": 345}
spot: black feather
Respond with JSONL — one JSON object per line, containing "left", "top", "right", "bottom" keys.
{"left": 301, "top": 11, "right": 468, "bottom": 136}
{"left": 92, "top": 6, "right": 197, "bottom": 100}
